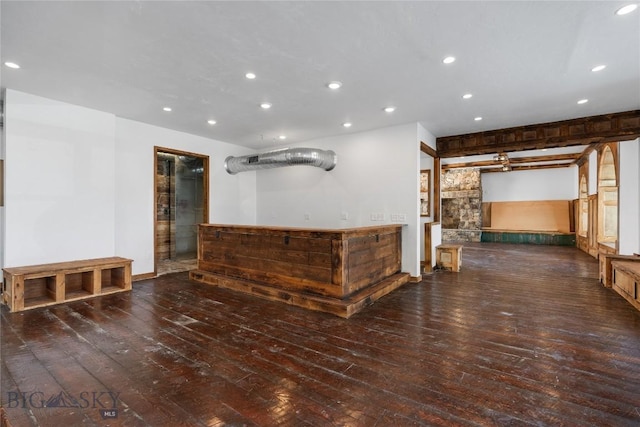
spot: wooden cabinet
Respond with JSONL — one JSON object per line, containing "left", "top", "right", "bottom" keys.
{"left": 611, "top": 260, "right": 640, "bottom": 312}
{"left": 3, "top": 257, "right": 132, "bottom": 312}
{"left": 598, "top": 243, "right": 617, "bottom": 283}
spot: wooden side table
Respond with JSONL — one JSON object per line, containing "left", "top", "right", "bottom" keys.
{"left": 436, "top": 244, "right": 463, "bottom": 272}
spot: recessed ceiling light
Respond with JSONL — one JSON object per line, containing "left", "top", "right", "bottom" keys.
{"left": 278, "top": 135, "right": 287, "bottom": 140}
{"left": 462, "top": 93, "right": 473, "bottom": 99}
{"left": 4, "top": 62, "right": 20, "bottom": 69}
{"left": 542, "top": 149, "right": 548, "bottom": 152}
{"left": 474, "top": 116, "right": 483, "bottom": 121}
{"left": 442, "top": 56, "right": 456, "bottom": 64}
{"left": 616, "top": 4, "right": 638, "bottom": 15}
{"left": 327, "top": 81, "right": 342, "bottom": 90}
{"left": 384, "top": 106, "right": 396, "bottom": 113}
{"left": 207, "top": 119, "right": 217, "bottom": 125}
{"left": 577, "top": 99, "right": 589, "bottom": 104}
{"left": 245, "top": 72, "right": 256, "bottom": 79}
{"left": 163, "top": 107, "right": 172, "bottom": 112}
{"left": 591, "top": 65, "right": 606, "bottom": 72}
{"left": 260, "top": 102, "right": 272, "bottom": 109}
{"left": 342, "top": 122, "right": 352, "bottom": 128}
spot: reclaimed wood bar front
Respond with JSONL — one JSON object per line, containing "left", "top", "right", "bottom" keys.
{"left": 189, "top": 224, "right": 409, "bottom": 318}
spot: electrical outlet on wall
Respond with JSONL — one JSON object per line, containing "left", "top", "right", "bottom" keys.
{"left": 341, "top": 212, "right": 349, "bottom": 220}
{"left": 391, "top": 213, "right": 407, "bottom": 222}
{"left": 304, "top": 213, "right": 310, "bottom": 220}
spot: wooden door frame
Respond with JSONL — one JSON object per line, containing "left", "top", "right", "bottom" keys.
{"left": 420, "top": 141, "right": 440, "bottom": 273}
{"left": 154, "top": 146, "right": 210, "bottom": 276}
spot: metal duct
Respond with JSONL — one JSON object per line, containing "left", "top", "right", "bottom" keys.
{"left": 225, "top": 147, "right": 337, "bottom": 174}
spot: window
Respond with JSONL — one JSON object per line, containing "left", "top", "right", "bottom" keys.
{"left": 579, "top": 175, "right": 588, "bottom": 237}
{"left": 598, "top": 145, "right": 618, "bottom": 244}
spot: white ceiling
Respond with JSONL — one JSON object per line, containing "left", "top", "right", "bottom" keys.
{"left": 2, "top": 1, "right": 639, "bottom": 152}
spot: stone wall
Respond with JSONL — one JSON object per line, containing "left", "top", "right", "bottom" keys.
{"left": 441, "top": 168, "right": 482, "bottom": 242}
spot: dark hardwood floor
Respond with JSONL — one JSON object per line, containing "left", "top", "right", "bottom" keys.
{"left": 2, "top": 243, "right": 639, "bottom": 426}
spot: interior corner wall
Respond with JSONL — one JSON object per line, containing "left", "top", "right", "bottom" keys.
{"left": 255, "top": 123, "right": 421, "bottom": 277}
{"left": 618, "top": 138, "right": 640, "bottom": 255}
{"left": 3, "top": 89, "right": 116, "bottom": 267}
{"left": 114, "top": 118, "right": 257, "bottom": 275}
{"left": 482, "top": 166, "right": 578, "bottom": 202}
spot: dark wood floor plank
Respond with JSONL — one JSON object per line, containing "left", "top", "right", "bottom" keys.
{"left": 101, "top": 295, "right": 353, "bottom": 426}
{"left": 2, "top": 242, "right": 640, "bottom": 426}
{"left": 127, "top": 288, "right": 419, "bottom": 425}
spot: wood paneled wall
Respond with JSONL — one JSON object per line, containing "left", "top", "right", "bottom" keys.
{"left": 482, "top": 200, "right": 572, "bottom": 233}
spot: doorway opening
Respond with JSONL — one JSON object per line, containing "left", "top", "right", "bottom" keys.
{"left": 154, "top": 147, "right": 209, "bottom": 276}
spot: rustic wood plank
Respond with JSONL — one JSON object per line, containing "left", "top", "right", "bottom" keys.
{"left": 2, "top": 257, "right": 132, "bottom": 275}
{"left": 189, "top": 269, "right": 410, "bottom": 318}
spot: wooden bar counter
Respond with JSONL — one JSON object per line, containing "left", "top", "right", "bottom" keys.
{"left": 189, "top": 224, "right": 410, "bottom": 318}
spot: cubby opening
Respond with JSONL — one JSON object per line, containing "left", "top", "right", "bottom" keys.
{"left": 65, "top": 271, "right": 94, "bottom": 300}
{"left": 24, "top": 276, "right": 57, "bottom": 308}
{"left": 101, "top": 267, "right": 126, "bottom": 292}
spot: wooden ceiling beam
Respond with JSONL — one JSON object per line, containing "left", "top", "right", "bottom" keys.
{"left": 420, "top": 141, "right": 438, "bottom": 158}
{"left": 482, "top": 163, "right": 573, "bottom": 173}
{"left": 436, "top": 110, "right": 640, "bottom": 158}
{"left": 442, "top": 159, "right": 497, "bottom": 170}
{"left": 509, "top": 152, "right": 582, "bottom": 164}
{"left": 442, "top": 152, "right": 582, "bottom": 170}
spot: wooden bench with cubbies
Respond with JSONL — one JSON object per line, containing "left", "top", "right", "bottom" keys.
{"left": 2, "top": 257, "right": 132, "bottom": 312}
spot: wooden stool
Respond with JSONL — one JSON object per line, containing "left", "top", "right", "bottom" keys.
{"left": 436, "top": 244, "right": 463, "bottom": 272}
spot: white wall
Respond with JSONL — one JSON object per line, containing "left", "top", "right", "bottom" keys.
{"left": 255, "top": 123, "right": 422, "bottom": 277}
{"left": 589, "top": 150, "right": 598, "bottom": 195}
{"left": 114, "top": 118, "right": 256, "bottom": 275}
{"left": 618, "top": 138, "right": 640, "bottom": 255}
{"left": 430, "top": 223, "right": 442, "bottom": 268}
{"left": 4, "top": 89, "right": 116, "bottom": 267}
{"left": 1, "top": 103, "right": 5, "bottom": 270}
{"left": 482, "top": 166, "right": 578, "bottom": 202}
{"left": 3, "top": 90, "right": 257, "bottom": 275}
